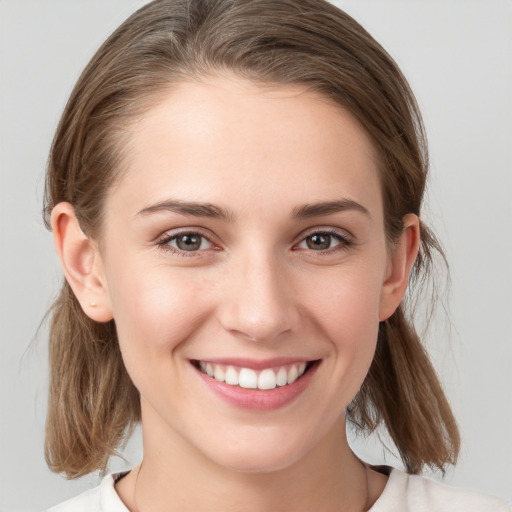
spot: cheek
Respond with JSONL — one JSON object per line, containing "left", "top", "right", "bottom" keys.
{"left": 309, "top": 265, "right": 383, "bottom": 335}
{"left": 106, "top": 260, "right": 211, "bottom": 375}
{"left": 306, "top": 266, "right": 383, "bottom": 381}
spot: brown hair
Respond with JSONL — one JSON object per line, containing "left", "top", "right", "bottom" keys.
{"left": 44, "top": 0, "right": 459, "bottom": 478}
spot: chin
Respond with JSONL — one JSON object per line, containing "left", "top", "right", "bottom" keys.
{"left": 203, "top": 430, "right": 313, "bottom": 474}
{"left": 219, "top": 450, "right": 304, "bottom": 475}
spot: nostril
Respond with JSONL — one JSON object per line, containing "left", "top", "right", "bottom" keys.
{"left": 216, "top": 268, "right": 300, "bottom": 342}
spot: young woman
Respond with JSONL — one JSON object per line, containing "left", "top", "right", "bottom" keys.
{"left": 43, "top": 0, "right": 510, "bottom": 510}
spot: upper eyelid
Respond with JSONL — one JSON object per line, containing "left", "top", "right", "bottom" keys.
{"left": 154, "top": 225, "right": 354, "bottom": 248}
{"left": 156, "top": 226, "right": 217, "bottom": 243}
{"left": 297, "top": 226, "right": 353, "bottom": 241}
{"left": 292, "top": 228, "right": 354, "bottom": 254}
{"left": 156, "top": 231, "right": 218, "bottom": 258}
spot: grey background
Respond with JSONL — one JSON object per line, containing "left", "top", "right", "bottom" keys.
{"left": 1, "top": 1, "right": 511, "bottom": 510}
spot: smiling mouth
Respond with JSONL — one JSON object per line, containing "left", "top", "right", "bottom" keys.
{"left": 191, "top": 360, "right": 318, "bottom": 390}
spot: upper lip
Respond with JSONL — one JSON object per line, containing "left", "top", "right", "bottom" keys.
{"left": 191, "top": 357, "right": 318, "bottom": 370}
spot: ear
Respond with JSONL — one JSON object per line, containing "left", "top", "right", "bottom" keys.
{"left": 379, "top": 214, "right": 420, "bottom": 321}
{"left": 51, "top": 202, "right": 113, "bottom": 322}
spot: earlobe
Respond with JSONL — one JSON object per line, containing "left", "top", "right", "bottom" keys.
{"left": 378, "top": 214, "right": 420, "bottom": 321}
{"left": 51, "top": 202, "right": 113, "bottom": 322}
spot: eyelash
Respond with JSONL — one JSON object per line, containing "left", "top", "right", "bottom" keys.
{"left": 156, "top": 228, "right": 353, "bottom": 257}
{"left": 294, "top": 229, "right": 353, "bottom": 254}
{"left": 156, "top": 230, "right": 216, "bottom": 257}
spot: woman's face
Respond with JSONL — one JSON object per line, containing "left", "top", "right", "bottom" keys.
{"left": 91, "top": 77, "right": 411, "bottom": 473}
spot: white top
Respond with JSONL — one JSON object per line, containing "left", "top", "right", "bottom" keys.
{"left": 47, "top": 467, "right": 511, "bottom": 512}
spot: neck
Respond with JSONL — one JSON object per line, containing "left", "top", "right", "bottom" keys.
{"left": 117, "top": 407, "right": 375, "bottom": 512}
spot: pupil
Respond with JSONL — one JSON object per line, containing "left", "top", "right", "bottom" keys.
{"left": 307, "top": 234, "right": 330, "bottom": 250}
{"left": 177, "top": 234, "right": 201, "bottom": 251}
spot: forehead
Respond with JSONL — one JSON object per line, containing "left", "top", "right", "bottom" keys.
{"left": 109, "top": 76, "right": 382, "bottom": 220}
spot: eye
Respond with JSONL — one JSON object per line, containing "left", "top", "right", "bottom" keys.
{"left": 160, "top": 232, "right": 213, "bottom": 253}
{"left": 296, "top": 231, "right": 350, "bottom": 252}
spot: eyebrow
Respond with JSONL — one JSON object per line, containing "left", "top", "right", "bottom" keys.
{"left": 137, "top": 200, "right": 235, "bottom": 221}
{"left": 137, "top": 198, "right": 370, "bottom": 221}
{"left": 292, "top": 199, "right": 371, "bottom": 219}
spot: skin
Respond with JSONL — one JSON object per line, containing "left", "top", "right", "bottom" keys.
{"left": 52, "top": 76, "right": 419, "bottom": 511}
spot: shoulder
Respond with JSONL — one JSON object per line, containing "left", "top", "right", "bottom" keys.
{"left": 371, "top": 467, "right": 511, "bottom": 512}
{"left": 46, "top": 473, "right": 129, "bottom": 512}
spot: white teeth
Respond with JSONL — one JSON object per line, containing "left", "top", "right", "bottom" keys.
{"left": 239, "top": 368, "right": 258, "bottom": 389}
{"left": 213, "top": 365, "right": 225, "bottom": 382}
{"left": 225, "top": 366, "right": 239, "bottom": 386}
{"left": 258, "top": 369, "right": 277, "bottom": 390}
{"left": 276, "top": 367, "right": 288, "bottom": 387}
{"left": 198, "top": 361, "right": 311, "bottom": 389}
{"left": 287, "top": 365, "right": 299, "bottom": 384}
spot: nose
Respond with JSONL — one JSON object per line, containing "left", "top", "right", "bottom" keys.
{"left": 217, "top": 250, "right": 300, "bottom": 343}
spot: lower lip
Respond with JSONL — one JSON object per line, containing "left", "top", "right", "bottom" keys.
{"left": 193, "top": 362, "right": 319, "bottom": 411}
